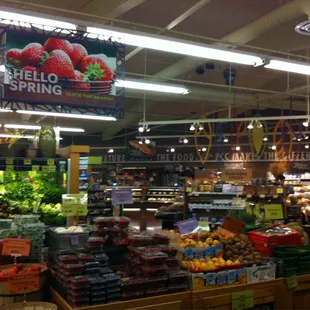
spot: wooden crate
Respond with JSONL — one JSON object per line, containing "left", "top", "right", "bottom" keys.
{"left": 50, "top": 287, "right": 191, "bottom": 310}
{"left": 191, "top": 279, "right": 282, "bottom": 310}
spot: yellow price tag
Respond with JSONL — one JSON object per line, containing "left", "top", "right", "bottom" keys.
{"left": 287, "top": 275, "right": 298, "bottom": 290}
{"left": 5, "top": 158, "right": 13, "bottom": 165}
{"left": 62, "top": 205, "right": 87, "bottom": 216}
{"left": 32, "top": 165, "right": 40, "bottom": 171}
{"left": 48, "top": 165, "right": 56, "bottom": 172}
{"left": 276, "top": 188, "right": 284, "bottom": 194}
{"left": 47, "top": 159, "right": 54, "bottom": 166}
{"left": 186, "top": 187, "right": 192, "bottom": 193}
{"left": 265, "top": 204, "right": 283, "bottom": 220}
{"left": 6, "top": 165, "right": 14, "bottom": 171}
{"left": 62, "top": 194, "right": 88, "bottom": 216}
{"left": 232, "top": 290, "right": 254, "bottom": 310}
{"left": 42, "top": 166, "right": 49, "bottom": 172}
{"left": 24, "top": 159, "right": 32, "bottom": 165}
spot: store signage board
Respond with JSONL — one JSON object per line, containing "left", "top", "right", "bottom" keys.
{"left": 112, "top": 189, "right": 133, "bottom": 205}
{"left": 79, "top": 157, "right": 89, "bottom": 170}
{"left": 264, "top": 204, "right": 283, "bottom": 220}
{"left": 2, "top": 238, "right": 31, "bottom": 256}
{"left": 8, "top": 272, "right": 39, "bottom": 294}
{"left": 3, "top": 30, "right": 120, "bottom": 110}
{"left": 177, "top": 218, "right": 199, "bottom": 235}
{"left": 232, "top": 290, "right": 254, "bottom": 310}
{"left": 62, "top": 194, "right": 88, "bottom": 216}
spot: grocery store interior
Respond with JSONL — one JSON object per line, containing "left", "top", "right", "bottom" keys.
{"left": 2, "top": 0, "right": 310, "bottom": 309}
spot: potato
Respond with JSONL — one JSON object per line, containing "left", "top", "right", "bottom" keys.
{"left": 245, "top": 254, "right": 254, "bottom": 261}
{"left": 232, "top": 248, "right": 240, "bottom": 255}
{"left": 225, "top": 250, "right": 233, "bottom": 258}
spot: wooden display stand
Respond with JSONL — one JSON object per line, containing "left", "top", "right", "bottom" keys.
{"left": 49, "top": 287, "right": 191, "bottom": 310}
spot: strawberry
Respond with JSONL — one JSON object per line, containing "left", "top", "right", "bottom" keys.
{"left": 71, "top": 70, "right": 90, "bottom": 92}
{"left": 23, "top": 66, "right": 39, "bottom": 74}
{"left": 5, "top": 48, "right": 22, "bottom": 67}
{"left": 80, "top": 54, "right": 114, "bottom": 81}
{"left": 21, "top": 43, "right": 46, "bottom": 66}
{"left": 44, "top": 38, "right": 73, "bottom": 56}
{"left": 41, "top": 50, "right": 75, "bottom": 79}
{"left": 70, "top": 43, "right": 88, "bottom": 68}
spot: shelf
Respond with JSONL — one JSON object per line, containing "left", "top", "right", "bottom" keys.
{"left": 189, "top": 204, "right": 245, "bottom": 210}
{"left": 189, "top": 192, "right": 238, "bottom": 196}
{"left": 146, "top": 194, "right": 178, "bottom": 197}
{"left": 146, "top": 201, "right": 175, "bottom": 204}
{"left": 148, "top": 188, "right": 180, "bottom": 191}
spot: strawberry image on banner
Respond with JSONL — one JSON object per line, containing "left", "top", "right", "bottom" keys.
{"left": 3, "top": 30, "right": 119, "bottom": 109}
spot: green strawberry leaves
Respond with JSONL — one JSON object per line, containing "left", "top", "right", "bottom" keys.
{"left": 84, "top": 62, "right": 106, "bottom": 81}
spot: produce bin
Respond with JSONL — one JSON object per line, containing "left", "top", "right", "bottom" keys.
{"left": 0, "top": 302, "right": 57, "bottom": 310}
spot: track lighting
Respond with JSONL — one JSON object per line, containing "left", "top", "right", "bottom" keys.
{"left": 189, "top": 124, "right": 195, "bottom": 131}
{"left": 170, "top": 148, "right": 175, "bottom": 153}
{"left": 303, "top": 120, "right": 309, "bottom": 127}
{"left": 198, "top": 124, "right": 204, "bottom": 131}
{"left": 297, "top": 137, "right": 302, "bottom": 142}
{"left": 138, "top": 140, "right": 143, "bottom": 144}
{"left": 202, "top": 147, "right": 207, "bottom": 152}
{"left": 263, "top": 137, "right": 268, "bottom": 141}
{"left": 247, "top": 121, "right": 253, "bottom": 130}
{"left": 235, "top": 146, "right": 241, "bottom": 151}
{"left": 108, "top": 149, "right": 114, "bottom": 153}
{"left": 223, "top": 137, "right": 228, "bottom": 143}
{"left": 305, "top": 135, "right": 309, "bottom": 140}
{"left": 145, "top": 139, "right": 150, "bottom": 144}
{"left": 306, "top": 145, "right": 309, "bottom": 149}
{"left": 183, "top": 138, "right": 189, "bottom": 144}
{"left": 138, "top": 126, "right": 144, "bottom": 133}
{"left": 256, "top": 121, "right": 263, "bottom": 128}
{"left": 271, "top": 145, "right": 276, "bottom": 150}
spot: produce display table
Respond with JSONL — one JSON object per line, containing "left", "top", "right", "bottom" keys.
{"left": 192, "top": 279, "right": 282, "bottom": 310}
{"left": 49, "top": 287, "right": 192, "bottom": 310}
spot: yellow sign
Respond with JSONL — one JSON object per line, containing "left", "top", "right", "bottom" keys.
{"left": 265, "top": 204, "right": 283, "bottom": 220}
{"left": 48, "top": 165, "right": 56, "bottom": 172}
{"left": 24, "top": 159, "right": 32, "bottom": 165}
{"left": 186, "top": 187, "right": 192, "bottom": 193}
{"left": 32, "top": 165, "right": 40, "bottom": 171}
{"left": 246, "top": 203, "right": 260, "bottom": 217}
{"left": 5, "top": 158, "right": 13, "bottom": 165}
{"left": 232, "top": 290, "right": 254, "bottom": 310}
{"left": 47, "top": 159, "right": 54, "bottom": 166}
{"left": 276, "top": 187, "right": 284, "bottom": 194}
{"left": 6, "top": 165, "right": 14, "bottom": 171}
{"left": 62, "top": 194, "right": 88, "bottom": 216}
{"left": 287, "top": 275, "right": 298, "bottom": 290}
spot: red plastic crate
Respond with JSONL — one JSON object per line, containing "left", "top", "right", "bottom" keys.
{"left": 248, "top": 224, "right": 302, "bottom": 257}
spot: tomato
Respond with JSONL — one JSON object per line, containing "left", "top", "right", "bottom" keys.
{"left": 31, "top": 266, "right": 41, "bottom": 271}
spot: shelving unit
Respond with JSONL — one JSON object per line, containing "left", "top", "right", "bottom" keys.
{"left": 145, "top": 187, "right": 183, "bottom": 203}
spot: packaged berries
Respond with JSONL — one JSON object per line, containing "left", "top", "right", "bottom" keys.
{"left": 95, "top": 217, "right": 115, "bottom": 227}
{"left": 121, "top": 291, "right": 144, "bottom": 301}
{"left": 146, "top": 287, "right": 168, "bottom": 297}
{"left": 62, "top": 263, "right": 84, "bottom": 276}
{"left": 158, "top": 246, "right": 178, "bottom": 257}
{"left": 114, "top": 217, "right": 130, "bottom": 229}
{"left": 121, "top": 277, "right": 145, "bottom": 292}
{"left": 128, "top": 235, "right": 153, "bottom": 247}
{"left": 152, "top": 234, "right": 170, "bottom": 245}
{"left": 87, "top": 237, "right": 105, "bottom": 247}
{"left": 166, "top": 257, "right": 179, "bottom": 268}
{"left": 140, "top": 252, "right": 168, "bottom": 266}
{"left": 70, "top": 276, "right": 90, "bottom": 289}
{"left": 168, "top": 271, "right": 189, "bottom": 286}
{"left": 139, "top": 265, "right": 168, "bottom": 278}
{"left": 58, "top": 255, "right": 78, "bottom": 264}
{"left": 76, "top": 253, "right": 96, "bottom": 263}
{"left": 145, "top": 276, "right": 168, "bottom": 289}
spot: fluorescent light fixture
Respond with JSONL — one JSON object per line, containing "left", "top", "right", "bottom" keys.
{"left": 236, "top": 146, "right": 241, "bottom": 151}
{"left": 265, "top": 59, "right": 310, "bottom": 75}
{"left": 146, "top": 208, "right": 158, "bottom": 212}
{"left": 0, "top": 10, "right": 76, "bottom": 31}
{"left": 0, "top": 134, "right": 35, "bottom": 139}
{"left": 0, "top": 109, "right": 12, "bottom": 113}
{"left": 189, "top": 124, "right": 195, "bottom": 131}
{"left": 4, "top": 124, "right": 84, "bottom": 132}
{"left": 115, "top": 79, "right": 189, "bottom": 95}
{"left": 123, "top": 208, "right": 140, "bottom": 211}
{"left": 88, "top": 27, "right": 263, "bottom": 66}
{"left": 145, "top": 139, "right": 150, "bottom": 144}
{"left": 16, "top": 110, "right": 116, "bottom": 121}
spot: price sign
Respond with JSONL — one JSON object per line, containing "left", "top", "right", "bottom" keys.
{"left": 186, "top": 187, "right": 192, "bottom": 193}
{"left": 24, "top": 158, "right": 32, "bottom": 165}
{"left": 62, "top": 194, "right": 88, "bottom": 216}
{"left": 47, "top": 159, "right": 54, "bottom": 166}
{"left": 177, "top": 218, "right": 198, "bottom": 235}
{"left": 287, "top": 275, "right": 298, "bottom": 290}
{"left": 265, "top": 204, "right": 283, "bottom": 220}
{"left": 2, "top": 238, "right": 31, "bottom": 256}
{"left": 6, "top": 165, "right": 14, "bottom": 171}
{"left": 48, "top": 165, "right": 56, "bottom": 172}
{"left": 276, "top": 187, "right": 284, "bottom": 194}
{"left": 112, "top": 189, "right": 133, "bottom": 205}
{"left": 6, "top": 158, "right": 13, "bottom": 165}
{"left": 232, "top": 290, "right": 254, "bottom": 310}
{"left": 8, "top": 272, "right": 39, "bottom": 294}
{"left": 32, "top": 165, "right": 40, "bottom": 171}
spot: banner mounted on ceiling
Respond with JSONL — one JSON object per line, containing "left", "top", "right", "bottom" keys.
{"left": 2, "top": 28, "right": 125, "bottom": 118}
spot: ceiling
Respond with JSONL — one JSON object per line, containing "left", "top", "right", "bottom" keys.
{"left": 1, "top": 0, "right": 310, "bottom": 142}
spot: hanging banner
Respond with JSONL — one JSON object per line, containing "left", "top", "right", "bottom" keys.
{"left": 3, "top": 30, "right": 120, "bottom": 110}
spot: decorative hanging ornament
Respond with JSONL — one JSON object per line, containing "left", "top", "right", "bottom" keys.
{"left": 273, "top": 119, "right": 293, "bottom": 162}
{"left": 195, "top": 123, "right": 213, "bottom": 164}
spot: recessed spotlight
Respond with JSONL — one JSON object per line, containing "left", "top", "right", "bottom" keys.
{"left": 189, "top": 124, "right": 195, "bottom": 131}
{"left": 170, "top": 148, "right": 175, "bottom": 152}
{"left": 223, "top": 137, "right": 228, "bottom": 143}
{"left": 145, "top": 139, "right": 150, "bottom": 144}
{"left": 263, "top": 137, "right": 268, "bottom": 141}
{"left": 236, "top": 146, "right": 241, "bottom": 151}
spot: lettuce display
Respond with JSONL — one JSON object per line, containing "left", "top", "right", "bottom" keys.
{"left": 0, "top": 170, "right": 66, "bottom": 225}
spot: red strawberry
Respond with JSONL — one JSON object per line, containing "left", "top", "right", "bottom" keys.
{"left": 80, "top": 55, "right": 114, "bottom": 81}
{"left": 41, "top": 50, "right": 75, "bottom": 79}
{"left": 70, "top": 43, "right": 88, "bottom": 68}
{"left": 44, "top": 38, "right": 73, "bottom": 56}
{"left": 21, "top": 43, "right": 46, "bottom": 66}
{"left": 71, "top": 70, "right": 90, "bottom": 92}
{"left": 23, "top": 66, "right": 39, "bottom": 73}
{"left": 5, "top": 48, "right": 22, "bottom": 67}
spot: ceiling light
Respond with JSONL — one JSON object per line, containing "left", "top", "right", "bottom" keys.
{"left": 263, "top": 137, "right": 268, "bottom": 141}
{"left": 87, "top": 27, "right": 263, "bottom": 66}
{"left": 170, "top": 148, "right": 175, "bottom": 152}
{"left": 0, "top": 108, "right": 12, "bottom": 113}
{"left": 166, "top": 148, "right": 170, "bottom": 152}
{"left": 202, "top": 147, "right": 207, "bottom": 152}
{"left": 56, "top": 127, "right": 85, "bottom": 133}
{"left": 16, "top": 110, "right": 116, "bottom": 121}
{"left": 146, "top": 127, "right": 151, "bottom": 132}
{"left": 198, "top": 124, "right": 204, "bottom": 131}
{"left": 235, "top": 146, "right": 241, "bottom": 151}
{"left": 115, "top": 80, "right": 189, "bottom": 95}
{"left": 138, "top": 140, "right": 143, "bottom": 145}
{"left": 306, "top": 145, "right": 309, "bottom": 149}
{"left": 189, "top": 124, "right": 195, "bottom": 131}
{"left": 223, "top": 137, "right": 228, "bottom": 143}
{"left": 305, "top": 135, "right": 309, "bottom": 140}
{"left": 145, "top": 139, "right": 150, "bottom": 144}
{"left": 303, "top": 120, "right": 309, "bottom": 127}
{"left": 4, "top": 124, "right": 85, "bottom": 132}
{"left": 179, "top": 137, "right": 183, "bottom": 143}
{"left": 256, "top": 121, "right": 263, "bottom": 128}
{"left": 138, "top": 126, "right": 144, "bottom": 133}
{"left": 0, "top": 134, "right": 35, "bottom": 139}
{"left": 293, "top": 136, "right": 297, "bottom": 140}
{"left": 265, "top": 59, "right": 310, "bottom": 76}
{"left": 247, "top": 121, "right": 253, "bottom": 129}
{"left": 271, "top": 145, "right": 276, "bottom": 150}
{"left": 108, "top": 148, "right": 114, "bottom": 153}
{"left": 297, "top": 137, "right": 302, "bottom": 142}
{"left": 0, "top": 10, "right": 76, "bottom": 31}
{"left": 183, "top": 138, "right": 188, "bottom": 144}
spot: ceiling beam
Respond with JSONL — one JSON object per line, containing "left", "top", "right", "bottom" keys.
{"left": 105, "top": 0, "right": 147, "bottom": 19}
